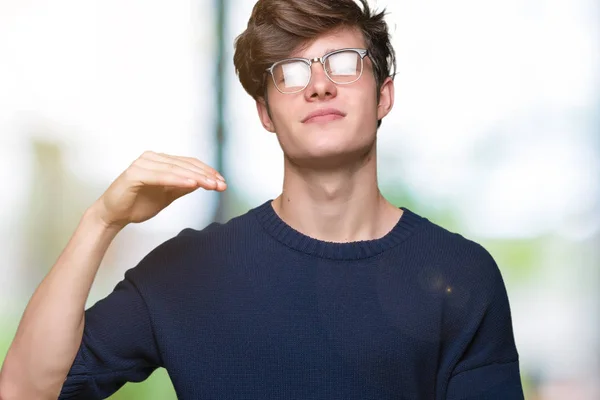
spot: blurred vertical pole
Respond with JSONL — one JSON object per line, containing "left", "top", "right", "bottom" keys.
{"left": 212, "top": 0, "right": 228, "bottom": 223}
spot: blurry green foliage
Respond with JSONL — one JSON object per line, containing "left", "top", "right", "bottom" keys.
{"left": 479, "top": 237, "right": 544, "bottom": 283}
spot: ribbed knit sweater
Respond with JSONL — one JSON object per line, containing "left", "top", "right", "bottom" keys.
{"left": 60, "top": 200, "right": 523, "bottom": 399}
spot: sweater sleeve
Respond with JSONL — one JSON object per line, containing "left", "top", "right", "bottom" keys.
{"left": 58, "top": 255, "right": 165, "bottom": 399}
{"left": 444, "top": 247, "right": 524, "bottom": 400}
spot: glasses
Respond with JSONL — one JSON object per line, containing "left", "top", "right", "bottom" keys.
{"left": 265, "top": 48, "right": 369, "bottom": 94}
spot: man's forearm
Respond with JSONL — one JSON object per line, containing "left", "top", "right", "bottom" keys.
{"left": 0, "top": 203, "right": 122, "bottom": 399}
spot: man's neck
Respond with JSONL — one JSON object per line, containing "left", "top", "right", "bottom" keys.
{"left": 272, "top": 153, "right": 402, "bottom": 243}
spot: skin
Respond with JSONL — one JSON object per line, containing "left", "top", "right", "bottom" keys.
{"left": 256, "top": 27, "right": 403, "bottom": 243}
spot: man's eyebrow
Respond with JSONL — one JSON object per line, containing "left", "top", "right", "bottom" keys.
{"left": 301, "top": 48, "right": 340, "bottom": 59}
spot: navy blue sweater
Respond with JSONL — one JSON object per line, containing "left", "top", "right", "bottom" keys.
{"left": 60, "top": 200, "right": 523, "bottom": 399}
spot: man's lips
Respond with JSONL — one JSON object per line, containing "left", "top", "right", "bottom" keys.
{"left": 301, "top": 108, "right": 347, "bottom": 123}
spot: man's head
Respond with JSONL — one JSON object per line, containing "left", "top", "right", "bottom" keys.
{"left": 233, "top": 0, "right": 396, "bottom": 168}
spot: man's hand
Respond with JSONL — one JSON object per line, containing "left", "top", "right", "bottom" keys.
{"left": 94, "top": 151, "right": 227, "bottom": 229}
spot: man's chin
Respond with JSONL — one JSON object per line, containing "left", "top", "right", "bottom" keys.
{"left": 287, "top": 144, "right": 375, "bottom": 170}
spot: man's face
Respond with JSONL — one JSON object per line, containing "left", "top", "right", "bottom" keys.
{"left": 256, "top": 27, "right": 394, "bottom": 169}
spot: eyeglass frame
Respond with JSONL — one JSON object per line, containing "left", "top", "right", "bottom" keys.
{"left": 265, "top": 48, "right": 369, "bottom": 94}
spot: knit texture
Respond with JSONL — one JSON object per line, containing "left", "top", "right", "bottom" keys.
{"left": 60, "top": 200, "right": 523, "bottom": 399}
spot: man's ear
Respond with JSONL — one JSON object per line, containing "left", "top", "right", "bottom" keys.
{"left": 377, "top": 77, "right": 394, "bottom": 121}
{"left": 256, "top": 97, "right": 276, "bottom": 133}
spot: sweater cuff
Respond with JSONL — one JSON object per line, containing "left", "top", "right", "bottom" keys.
{"left": 58, "top": 350, "right": 94, "bottom": 399}
{"left": 446, "top": 360, "right": 524, "bottom": 400}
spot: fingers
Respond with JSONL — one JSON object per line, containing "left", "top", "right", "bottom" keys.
{"left": 125, "top": 165, "right": 197, "bottom": 188}
{"left": 161, "top": 153, "right": 225, "bottom": 182}
{"left": 128, "top": 151, "right": 227, "bottom": 192}
{"left": 143, "top": 151, "right": 225, "bottom": 182}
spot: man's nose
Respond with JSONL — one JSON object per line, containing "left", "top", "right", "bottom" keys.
{"left": 304, "top": 62, "right": 337, "bottom": 100}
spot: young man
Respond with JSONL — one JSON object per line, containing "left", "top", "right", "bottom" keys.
{"left": 0, "top": 0, "right": 524, "bottom": 399}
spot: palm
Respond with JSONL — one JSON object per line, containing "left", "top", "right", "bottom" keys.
{"left": 123, "top": 185, "right": 188, "bottom": 223}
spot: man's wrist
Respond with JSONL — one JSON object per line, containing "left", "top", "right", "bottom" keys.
{"left": 84, "top": 201, "right": 125, "bottom": 235}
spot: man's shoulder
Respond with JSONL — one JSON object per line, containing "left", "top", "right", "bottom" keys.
{"left": 412, "top": 214, "right": 503, "bottom": 292}
{"left": 173, "top": 205, "right": 260, "bottom": 246}
{"left": 125, "top": 208, "right": 260, "bottom": 284}
{"left": 413, "top": 212, "right": 489, "bottom": 253}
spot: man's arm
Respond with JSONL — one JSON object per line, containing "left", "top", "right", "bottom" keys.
{"left": 0, "top": 206, "right": 121, "bottom": 399}
{"left": 444, "top": 246, "right": 524, "bottom": 400}
{"left": 0, "top": 151, "right": 226, "bottom": 399}
{"left": 58, "top": 238, "right": 177, "bottom": 399}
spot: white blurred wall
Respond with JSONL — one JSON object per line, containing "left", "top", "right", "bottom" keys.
{"left": 0, "top": 0, "right": 220, "bottom": 308}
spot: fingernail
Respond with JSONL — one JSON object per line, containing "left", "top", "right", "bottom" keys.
{"left": 205, "top": 177, "right": 216, "bottom": 185}
{"left": 216, "top": 174, "right": 225, "bottom": 181}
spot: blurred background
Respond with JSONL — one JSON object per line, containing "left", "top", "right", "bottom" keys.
{"left": 0, "top": 0, "right": 598, "bottom": 398}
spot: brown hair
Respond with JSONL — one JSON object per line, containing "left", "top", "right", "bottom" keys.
{"left": 233, "top": 0, "right": 396, "bottom": 102}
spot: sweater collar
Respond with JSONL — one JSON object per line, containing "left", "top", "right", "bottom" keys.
{"left": 251, "top": 200, "right": 426, "bottom": 260}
